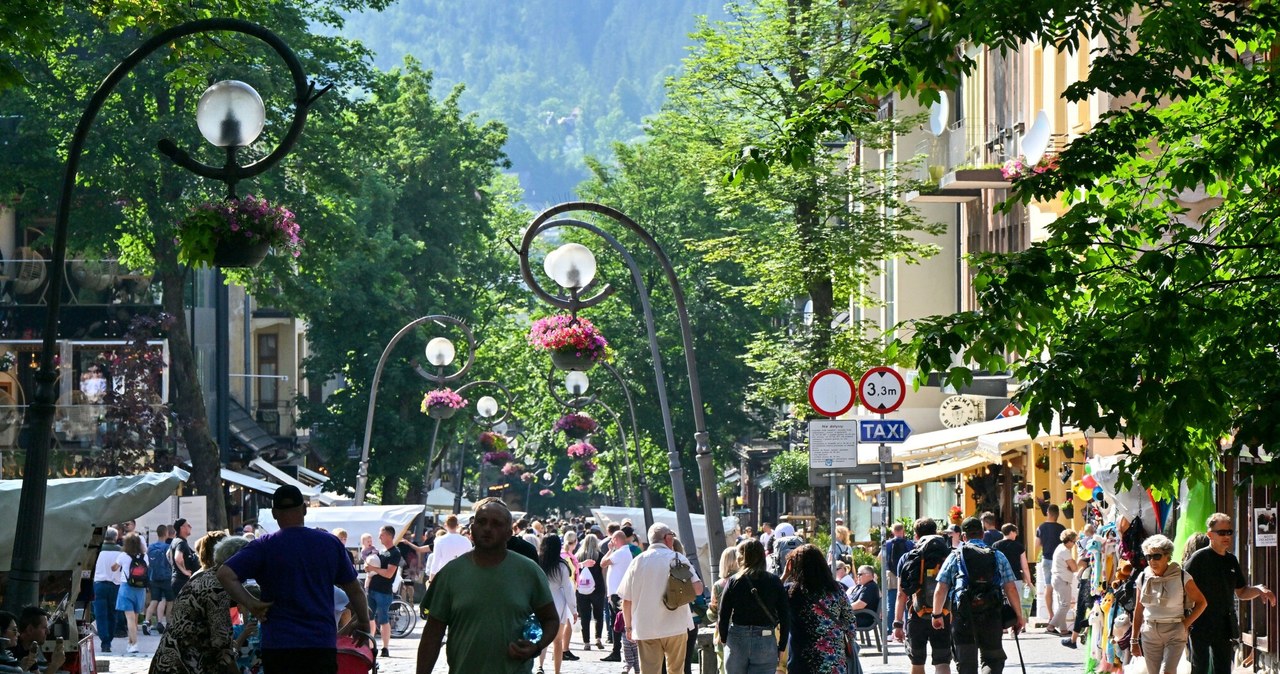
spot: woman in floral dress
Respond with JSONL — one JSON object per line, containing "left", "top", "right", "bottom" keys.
{"left": 148, "top": 535, "right": 250, "bottom": 674}
{"left": 782, "top": 544, "right": 858, "bottom": 674}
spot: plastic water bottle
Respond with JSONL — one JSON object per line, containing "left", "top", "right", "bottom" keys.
{"left": 522, "top": 614, "right": 542, "bottom": 642}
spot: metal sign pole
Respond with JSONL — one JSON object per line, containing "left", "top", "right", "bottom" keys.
{"left": 830, "top": 471, "right": 839, "bottom": 577}
{"left": 879, "top": 413, "right": 890, "bottom": 664}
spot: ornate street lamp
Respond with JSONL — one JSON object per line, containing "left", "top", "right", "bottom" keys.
{"left": 517, "top": 202, "right": 721, "bottom": 579}
{"left": 4, "top": 19, "right": 328, "bottom": 611}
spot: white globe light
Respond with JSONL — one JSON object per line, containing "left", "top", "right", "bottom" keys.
{"left": 544, "top": 243, "right": 597, "bottom": 290}
{"left": 564, "top": 371, "right": 590, "bottom": 396}
{"left": 424, "top": 337, "right": 456, "bottom": 367}
{"left": 542, "top": 471, "right": 553, "bottom": 481}
{"left": 476, "top": 395, "right": 500, "bottom": 419}
{"left": 196, "top": 80, "right": 266, "bottom": 148}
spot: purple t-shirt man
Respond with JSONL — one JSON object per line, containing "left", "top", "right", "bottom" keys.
{"left": 223, "top": 526, "right": 356, "bottom": 650}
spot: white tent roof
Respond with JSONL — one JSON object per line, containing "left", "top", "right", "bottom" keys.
{"left": 590, "top": 506, "right": 738, "bottom": 579}
{"left": 0, "top": 469, "right": 189, "bottom": 572}
{"left": 425, "top": 487, "right": 471, "bottom": 511}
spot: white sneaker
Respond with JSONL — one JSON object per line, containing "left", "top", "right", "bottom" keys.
{"left": 126, "top": 644, "right": 139, "bottom": 654}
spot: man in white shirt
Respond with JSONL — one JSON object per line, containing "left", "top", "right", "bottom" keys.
{"left": 618, "top": 523, "right": 703, "bottom": 674}
{"left": 425, "top": 514, "right": 472, "bottom": 583}
{"left": 92, "top": 527, "right": 123, "bottom": 653}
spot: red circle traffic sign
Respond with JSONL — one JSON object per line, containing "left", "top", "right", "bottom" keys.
{"left": 808, "top": 369, "right": 856, "bottom": 418}
{"left": 858, "top": 367, "right": 907, "bottom": 414}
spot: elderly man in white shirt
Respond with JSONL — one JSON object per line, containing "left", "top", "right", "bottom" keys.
{"left": 618, "top": 523, "right": 704, "bottom": 674}
{"left": 425, "top": 514, "right": 472, "bottom": 582}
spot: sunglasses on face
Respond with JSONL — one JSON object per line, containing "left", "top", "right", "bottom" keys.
{"left": 1212, "top": 529, "right": 1234, "bottom": 536}
{"left": 1145, "top": 554, "right": 1165, "bottom": 561}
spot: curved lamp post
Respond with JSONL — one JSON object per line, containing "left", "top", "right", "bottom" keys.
{"left": 447, "top": 382, "right": 514, "bottom": 514}
{"left": 551, "top": 367, "right": 654, "bottom": 529}
{"left": 517, "top": 202, "right": 722, "bottom": 579}
{"left": 353, "top": 315, "right": 474, "bottom": 506}
{"left": 4, "top": 18, "right": 328, "bottom": 611}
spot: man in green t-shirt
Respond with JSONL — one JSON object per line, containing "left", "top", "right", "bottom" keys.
{"left": 416, "top": 498, "right": 558, "bottom": 674}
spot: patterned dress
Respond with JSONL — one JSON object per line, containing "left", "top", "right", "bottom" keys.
{"left": 148, "top": 569, "right": 236, "bottom": 674}
{"left": 785, "top": 585, "right": 856, "bottom": 674}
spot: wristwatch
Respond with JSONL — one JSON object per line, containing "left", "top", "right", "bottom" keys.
{"left": 892, "top": 621, "right": 903, "bottom": 628}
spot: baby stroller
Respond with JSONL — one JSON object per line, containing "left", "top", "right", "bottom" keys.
{"left": 337, "top": 631, "right": 377, "bottom": 674}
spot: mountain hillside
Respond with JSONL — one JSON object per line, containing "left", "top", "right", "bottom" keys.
{"left": 341, "top": 0, "right": 726, "bottom": 203}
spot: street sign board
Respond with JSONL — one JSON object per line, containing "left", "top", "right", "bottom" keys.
{"left": 807, "top": 462, "right": 904, "bottom": 487}
{"left": 860, "top": 419, "right": 912, "bottom": 443}
{"left": 858, "top": 367, "right": 907, "bottom": 414}
{"left": 997, "top": 402, "right": 1021, "bottom": 418}
{"left": 808, "top": 369, "right": 856, "bottom": 418}
{"left": 807, "top": 419, "right": 859, "bottom": 469}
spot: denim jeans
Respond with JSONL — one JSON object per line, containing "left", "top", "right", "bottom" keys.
{"left": 884, "top": 587, "right": 899, "bottom": 633}
{"left": 93, "top": 581, "right": 119, "bottom": 649}
{"left": 724, "top": 624, "right": 778, "bottom": 674}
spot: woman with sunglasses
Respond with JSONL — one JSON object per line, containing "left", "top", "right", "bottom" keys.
{"left": 1131, "top": 534, "right": 1206, "bottom": 674}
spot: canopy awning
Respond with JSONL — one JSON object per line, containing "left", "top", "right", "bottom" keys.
{"left": 221, "top": 468, "right": 280, "bottom": 495}
{"left": 249, "top": 458, "right": 320, "bottom": 497}
{"left": 886, "top": 415, "right": 1028, "bottom": 467}
{"left": 857, "top": 454, "right": 992, "bottom": 497}
{"left": 977, "top": 428, "right": 1084, "bottom": 456}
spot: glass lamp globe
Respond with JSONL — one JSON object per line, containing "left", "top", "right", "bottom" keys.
{"left": 424, "top": 337, "right": 456, "bottom": 367}
{"left": 543, "top": 471, "right": 553, "bottom": 481}
{"left": 564, "top": 371, "right": 590, "bottom": 396}
{"left": 544, "top": 242, "right": 597, "bottom": 290}
{"left": 476, "top": 395, "right": 500, "bottom": 419}
{"left": 196, "top": 80, "right": 266, "bottom": 148}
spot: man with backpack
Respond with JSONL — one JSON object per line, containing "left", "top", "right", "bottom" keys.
{"left": 931, "top": 517, "right": 1025, "bottom": 674}
{"left": 893, "top": 517, "right": 953, "bottom": 674}
{"left": 881, "top": 521, "right": 914, "bottom": 638}
{"left": 142, "top": 524, "right": 172, "bottom": 636}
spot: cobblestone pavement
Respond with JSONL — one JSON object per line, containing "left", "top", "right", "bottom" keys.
{"left": 92, "top": 622, "right": 1102, "bottom": 673}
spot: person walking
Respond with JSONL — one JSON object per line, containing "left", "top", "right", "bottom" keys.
{"left": 218, "top": 485, "right": 370, "bottom": 674}
{"left": 1047, "top": 529, "right": 1079, "bottom": 635}
{"left": 931, "top": 517, "right": 1025, "bottom": 674}
{"left": 991, "top": 524, "right": 1032, "bottom": 602}
{"left": 1130, "top": 534, "right": 1206, "bottom": 674}
{"left": 1184, "top": 513, "right": 1277, "bottom": 674}
{"left": 92, "top": 527, "right": 123, "bottom": 654}
{"left": 169, "top": 519, "right": 198, "bottom": 598}
{"left": 114, "top": 532, "right": 149, "bottom": 654}
{"left": 149, "top": 536, "right": 251, "bottom": 674}
{"left": 142, "top": 524, "right": 172, "bottom": 636}
{"left": 536, "top": 534, "right": 578, "bottom": 674}
{"left": 1035, "top": 505, "right": 1066, "bottom": 628}
{"left": 714, "top": 539, "right": 788, "bottom": 674}
{"left": 416, "top": 497, "right": 559, "bottom": 674}
{"left": 425, "top": 514, "right": 471, "bottom": 584}
{"left": 892, "top": 517, "right": 953, "bottom": 674}
{"left": 600, "top": 529, "right": 641, "bottom": 663}
{"left": 574, "top": 533, "right": 607, "bottom": 652}
{"left": 618, "top": 523, "right": 704, "bottom": 674}
{"left": 781, "top": 544, "right": 855, "bottom": 674}
{"left": 707, "top": 546, "right": 741, "bottom": 672}
{"left": 365, "top": 524, "right": 402, "bottom": 658}
{"left": 881, "top": 521, "right": 915, "bottom": 639}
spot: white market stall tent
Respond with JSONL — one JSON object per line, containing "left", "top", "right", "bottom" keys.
{"left": 258, "top": 503, "right": 425, "bottom": 543}
{"left": 590, "top": 506, "right": 738, "bottom": 579}
{"left": 0, "top": 468, "right": 189, "bottom": 572}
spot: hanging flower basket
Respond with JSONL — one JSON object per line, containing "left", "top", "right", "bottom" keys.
{"left": 421, "top": 388, "right": 467, "bottom": 420}
{"left": 1035, "top": 454, "right": 1050, "bottom": 472}
{"left": 567, "top": 442, "right": 598, "bottom": 460}
{"left": 554, "top": 413, "right": 598, "bottom": 439}
{"left": 948, "top": 505, "right": 963, "bottom": 525}
{"left": 483, "top": 450, "right": 513, "bottom": 467}
{"left": 501, "top": 461, "right": 524, "bottom": 476}
{"left": 479, "top": 431, "right": 508, "bottom": 452}
{"left": 520, "top": 471, "right": 536, "bottom": 483}
{"left": 538, "top": 488, "right": 554, "bottom": 497}
{"left": 1059, "top": 442, "right": 1076, "bottom": 459}
{"left": 176, "top": 195, "right": 302, "bottom": 269}
{"left": 528, "top": 314, "right": 609, "bottom": 371}
{"left": 1062, "top": 502, "right": 1075, "bottom": 519}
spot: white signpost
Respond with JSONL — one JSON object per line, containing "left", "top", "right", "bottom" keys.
{"left": 858, "top": 366, "right": 906, "bottom": 665}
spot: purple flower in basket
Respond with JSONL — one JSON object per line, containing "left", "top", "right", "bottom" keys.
{"left": 566, "top": 442, "right": 598, "bottom": 460}
{"left": 554, "top": 413, "right": 598, "bottom": 435}
{"left": 483, "top": 450, "right": 514, "bottom": 466}
{"left": 420, "top": 388, "right": 467, "bottom": 413}
{"left": 176, "top": 194, "right": 303, "bottom": 267}
{"left": 479, "top": 431, "right": 509, "bottom": 452}
{"left": 527, "top": 314, "right": 609, "bottom": 362}
{"left": 520, "top": 471, "right": 536, "bottom": 483}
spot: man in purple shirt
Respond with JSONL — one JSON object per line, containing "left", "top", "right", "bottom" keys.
{"left": 218, "top": 485, "right": 370, "bottom": 674}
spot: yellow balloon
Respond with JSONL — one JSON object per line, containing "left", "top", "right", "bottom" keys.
{"left": 1074, "top": 484, "right": 1094, "bottom": 501}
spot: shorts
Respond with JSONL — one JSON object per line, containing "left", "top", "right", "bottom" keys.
{"left": 368, "top": 590, "right": 394, "bottom": 625}
{"left": 116, "top": 585, "right": 147, "bottom": 613}
{"left": 905, "top": 613, "right": 952, "bottom": 666}
{"left": 149, "top": 580, "right": 175, "bottom": 602}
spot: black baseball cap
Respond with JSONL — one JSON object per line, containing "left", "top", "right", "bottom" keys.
{"left": 173, "top": 518, "right": 189, "bottom": 530}
{"left": 272, "top": 485, "right": 305, "bottom": 510}
{"left": 960, "top": 517, "right": 983, "bottom": 536}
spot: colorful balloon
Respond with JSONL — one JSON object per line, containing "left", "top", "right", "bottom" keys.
{"left": 1081, "top": 474, "right": 1098, "bottom": 490}
{"left": 1093, "top": 487, "right": 1105, "bottom": 502}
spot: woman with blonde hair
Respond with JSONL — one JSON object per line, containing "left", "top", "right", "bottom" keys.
{"left": 828, "top": 525, "right": 853, "bottom": 565}
{"left": 574, "top": 533, "right": 607, "bottom": 651}
{"left": 707, "top": 545, "right": 742, "bottom": 670}
{"left": 1132, "top": 534, "right": 1206, "bottom": 674}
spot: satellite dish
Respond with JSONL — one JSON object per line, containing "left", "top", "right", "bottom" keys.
{"left": 1021, "top": 110, "right": 1050, "bottom": 164}
{"left": 928, "top": 92, "right": 949, "bottom": 136}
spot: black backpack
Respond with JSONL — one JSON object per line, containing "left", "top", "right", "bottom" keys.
{"left": 954, "top": 545, "right": 1003, "bottom": 618}
{"left": 126, "top": 554, "right": 149, "bottom": 588}
{"left": 884, "top": 536, "right": 911, "bottom": 577}
{"left": 897, "top": 535, "right": 952, "bottom": 616}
